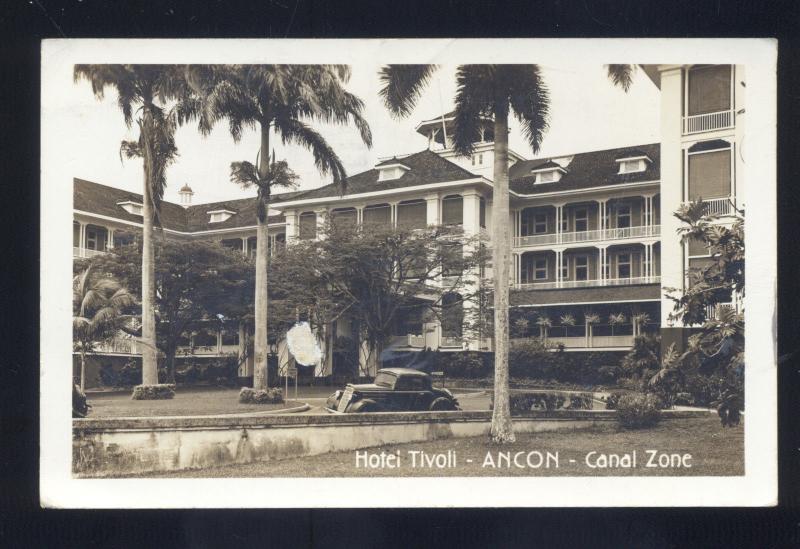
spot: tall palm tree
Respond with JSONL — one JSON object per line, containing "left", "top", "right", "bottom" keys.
{"left": 185, "top": 65, "right": 372, "bottom": 390}
{"left": 74, "top": 65, "right": 184, "bottom": 390}
{"left": 379, "top": 65, "right": 550, "bottom": 443}
{"left": 73, "top": 265, "right": 135, "bottom": 391}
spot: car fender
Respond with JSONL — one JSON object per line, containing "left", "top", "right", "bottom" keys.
{"left": 349, "top": 398, "right": 380, "bottom": 413}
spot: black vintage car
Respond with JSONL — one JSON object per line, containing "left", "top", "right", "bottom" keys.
{"left": 325, "top": 368, "right": 460, "bottom": 413}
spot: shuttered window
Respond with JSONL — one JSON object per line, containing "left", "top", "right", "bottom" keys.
{"left": 363, "top": 204, "right": 391, "bottom": 227}
{"left": 441, "top": 195, "right": 463, "bottom": 225}
{"left": 331, "top": 208, "right": 357, "bottom": 227}
{"left": 397, "top": 200, "right": 427, "bottom": 229}
{"left": 687, "top": 65, "right": 732, "bottom": 116}
{"left": 688, "top": 148, "right": 731, "bottom": 200}
{"left": 298, "top": 212, "right": 317, "bottom": 240}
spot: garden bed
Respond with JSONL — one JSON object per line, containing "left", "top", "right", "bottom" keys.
{"left": 86, "top": 387, "right": 301, "bottom": 417}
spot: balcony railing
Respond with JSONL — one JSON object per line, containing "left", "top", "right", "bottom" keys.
{"left": 440, "top": 336, "right": 464, "bottom": 348}
{"left": 514, "top": 275, "right": 660, "bottom": 291}
{"left": 682, "top": 110, "right": 734, "bottom": 135}
{"left": 407, "top": 334, "right": 426, "bottom": 348}
{"left": 513, "top": 225, "right": 660, "bottom": 249}
{"left": 689, "top": 197, "right": 736, "bottom": 217}
{"left": 94, "top": 337, "right": 140, "bottom": 355}
{"left": 73, "top": 247, "right": 108, "bottom": 259}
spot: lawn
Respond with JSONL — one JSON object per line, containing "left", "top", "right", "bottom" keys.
{"left": 144, "top": 416, "right": 743, "bottom": 477}
{"left": 87, "top": 387, "right": 302, "bottom": 417}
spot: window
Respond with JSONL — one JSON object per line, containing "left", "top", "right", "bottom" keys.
{"left": 221, "top": 330, "right": 239, "bottom": 346}
{"left": 396, "top": 376, "right": 427, "bottom": 391}
{"left": 534, "top": 258, "right": 548, "bottom": 280}
{"left": 534, "top": 213, "right": 548, "bottom": 234}
{"left": 687, "top": 65, "right": 732, "bottom": 116}
{"left": 574, "top": 208, "right": 588, "bottom": 232}
{"left": 538, "top": 171, "right": 555, "bottom": 183}
{"left": 331, "top": 208, "right": 357, "bottom": 227}
{"left": 374, "top": 372, "right": 397, "bottom": 388}
{"left": 471, "top": 153, "right": 484, "bottom": 166}
{"left": 575, "top": 255, "right": 589, "bottom": 281}
{"left": 193, "top": 329, "right": 217, "bottom": 348}
{"left": 397, "top": 200, "right": 427, "bottom": 229}
{"left": 617, "top": 253, "right": 631, "bottom": 279}
{"left": 221, "top": 238, "right": 242, "bottom": 251}
{"left": 616, "top": 204, "right": 631, "bottom": 229}
{"left": 363, "top": 204, "right": 391, "bottom": 226}
{"left": 298, "top": 212, "right": 317, "bottom": 240}
{"left": 479, "top": 197, "right": 486, "bottom": 228}
{"left": 441, "top": 293, "right": 464, "bottom": 338}
{"left": 85, "top": 226, "right": 107, "bottom": 251}
{"left": 688, "top": 147, "right": 732, "bottom": 200}
{"left": 441, "top": 195, "right": 463, "bottom": 225}
{"left": 441, "top": 242, "right": 464, "bottom": 277}
{"left": 274, "top": 233, "right": 285, "bottom": 252}
{"left": 619, "top": 159, "right": 644, "bottom": 174}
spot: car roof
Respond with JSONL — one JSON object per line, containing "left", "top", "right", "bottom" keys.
{"left": 377, "top": 368, "right": 429, "bottom": 377}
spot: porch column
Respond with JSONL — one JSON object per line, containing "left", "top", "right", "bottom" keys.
{"left": 107, "top": 228, "right": 115, "bottom": 250}
{"left": 597, "top": 245, "right": 607, "bottom": 284}
{"left": 555, "top": 249, "right": 563, "bottom": 288}
{"left": 598, "top": 199, "right": 607, "bottom": 234}
{"left": 241, "top": 237, "right": 248, "bottom": 255}
{"left": 284, "top": 211, "right": 298, "bottom": 241}
{"left": 425, "top": 194, "right": 440, "bottom": 226}
{"left": 356, "top": 206, "right": 364, "bottom": 225}
{"left": 78, "top": 221, "right": 86, "bottom": 257}
{"left": 315, "top": 208, "right": 327, "bottom": 240}
{"left": 390, "top": 202, "right": 398, "bottom": 227}
{"left": 555, "top": 204, "right": 563, "bottom": 244}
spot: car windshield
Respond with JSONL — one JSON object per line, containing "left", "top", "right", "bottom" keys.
{"left": 373, "top": 372, "right": 396, "bottom": 388}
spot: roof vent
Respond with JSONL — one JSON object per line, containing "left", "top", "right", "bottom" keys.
{"left": 615, "top": 153, "right": 652, "bottom": 174}
{"left": 375, "top": 159, "right": 411, "bottom": 181}
{"left": 208, "top": 209, "right": 236, "bottom": 223}
{"left": 116, "top": 200, "right": 143, "bottom": 216}
{"left": 530, "top": 161, "right": 567, "bottom": 184}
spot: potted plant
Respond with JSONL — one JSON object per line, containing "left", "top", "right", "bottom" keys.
{"left": 535, "top": 315, "right": 552, "bottom": 340}
{"left": 609, "top": 313, "right": 627, "bottom": 336}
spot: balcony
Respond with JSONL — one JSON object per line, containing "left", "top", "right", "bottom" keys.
{"left": 513, "top": 225, "right": 660, "bottom": 249}
{"left": 682, "top": 110, "right": 734, "bottom": 135}
{"left": 547, "top": 335, "right": 634, "bottom": 349}
{"left": 73, "top": 247, "right": 108, "bottom": 259}
{"left": 514, "top": 275, "right": 660, "bottom": 291}
{"left": 687, "top": 197, "right": 737, "bottom": 217}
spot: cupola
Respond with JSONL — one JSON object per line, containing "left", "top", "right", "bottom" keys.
{"left": 415, "top": 111, "right": 495, "bottom": 150}
{"left": 179, "top": 183, "right": 194, "bottom": 206}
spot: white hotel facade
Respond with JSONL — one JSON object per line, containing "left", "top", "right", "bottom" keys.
{"left": 72, "top": 64, "right": 744, "bottom": 384}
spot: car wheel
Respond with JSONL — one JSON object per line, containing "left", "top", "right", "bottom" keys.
{"left": 429, "top": 397, "right": 457, "bottom": 411}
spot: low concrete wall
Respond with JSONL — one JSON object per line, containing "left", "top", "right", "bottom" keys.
{"left": 73, "top": 410, "right": 709, "bottom": 477}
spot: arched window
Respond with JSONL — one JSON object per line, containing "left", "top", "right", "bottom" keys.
{"left": 298, "top": 212, "right": 317, "bottom": 240}
{"left": 363, "top": 203, "right": 391, "bottom": 227}
{"left": 441, "top": 195, "right": 463, "bottom": 225}
{"left": 331, "top": 207, "right": 357, "bottom": 227}
{"left": 396, "top": 199, "right": 426, "bottom": 229}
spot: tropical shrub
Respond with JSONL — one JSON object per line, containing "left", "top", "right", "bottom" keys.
{"left": 131, "top": 383, "right": 176, "bottom": 400}
{"left": 508, "top": 338, "right": 554, "bottom": 379}
{"left": 239, "top": 387, "right": 284, "bottom": 404}
{"left": 621, "top": 333, "right": 661, "bottom": 377}
{"left": 603, "top": 391, "right": 625, "bottom": 410}
{"left": 99, "top": 358, "right": 142, "bottom": 388}
{"left": 615, "top": 393, "right": 662, "bottom": 429}
{"left": 437, "top": 351, "right": 486, "bottom": 378}
{"left": 491, "top": 391, "right": 594, "bottom": 414}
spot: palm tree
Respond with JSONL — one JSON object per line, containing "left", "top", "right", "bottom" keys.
{"left": 379, "top": 65, "right": 550, "bottom": 443}
{"left": 73, "top": 265, "right": 136, "bottom": 391}
{"left": 74, "top": 65, "right": 184, "bottom": 391}
{"left": 185, "top": 65, "right": 372, "bottom": 390}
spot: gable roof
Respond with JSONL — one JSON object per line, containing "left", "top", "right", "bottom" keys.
{"left": 510, "top": 143, "right": 659, "bottom": 195}
{"left": 74, "top": 178, "right": 298, "bottom": 233}
{"left": 287, "top": 149, "right": 477, "bottom": 201}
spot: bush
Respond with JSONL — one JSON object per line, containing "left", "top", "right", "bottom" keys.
{"left": 131, "top": 384, "right": 176, "bottom": 400}
{"left": 437, "top": 351, "right": 486, "bottom": 378}
{"left": 491, "top": 391, "right": 594, "bottom": 414}
{"left": 508, "top": 339, "right": 554, "bottom": 379}
{"left": 615, "top": 393, "right": 662, "bottom": 429}
{"left": 99, "top": 358, "right": 142, "bottom": 388}
{"left": 604, "top": 391, "right": 625, "bottom": 410}
{"left": 239, "top": 387, "right": 284, "bottom": 404}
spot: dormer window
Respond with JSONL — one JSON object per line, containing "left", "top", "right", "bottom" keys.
{"left": 616, "top": 155, "right": 651, "bottom": 174}
{"left": 529, "top": 162, "right": 566, "bottom": 184}
{"left": 208, "top": 209, "right": 236, "bottom": 223}
{"left": 117, "top": 200, "right": 143, "bottom": 216}
{"left": 376, "top": 161, "right": 411, "bottom": 181}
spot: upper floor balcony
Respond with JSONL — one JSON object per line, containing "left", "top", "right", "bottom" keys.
{"left": 514, "top": 224, "right": 660, "bottom": 249}
{"left": 514, "top": 275, "right": 660, "bottom": 291}
{"left": 682, "top": 110, "right": 734, "bottom": 135}
{"left": 681, "top": 65, "right": 736, "bottom": 136}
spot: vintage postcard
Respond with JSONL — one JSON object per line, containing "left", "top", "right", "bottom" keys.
{"left": 40, "top": 38, "right": 777, "bottom": 507}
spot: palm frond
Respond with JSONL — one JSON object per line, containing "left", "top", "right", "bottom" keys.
{"left": 274, "top": 118, "right": 347, "bottom": 189}
{"left": 607, "top": 64, "right": 636, "bottom": 92}
{"left": 378, "top": 65, "right": 439, "bottom": 118}
{"left": 230, "top": 161, "right": 261, "bottom": 189}
{"left": 451, "top": 65, "right": 494, "bottom": 157}
{"left": 506, "top": 65, "right": 550, "bottom": 155}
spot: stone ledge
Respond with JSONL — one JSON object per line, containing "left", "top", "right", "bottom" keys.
{"left": 74, "top": 409, "right": 709, "bottom": 433}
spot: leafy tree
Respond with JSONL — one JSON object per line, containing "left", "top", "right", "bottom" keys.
{"left": 656, "top": 201, "right": 745, "bottom": 412}
{"left": 73, "top": 265, "right": 135, "bottom": 390}
{"left": 270, "top": 221, "right": 485, "bottom": 376}
{"left": 81, "top": 238, "right": 255, "bottom": 383}
{"left": 379, "top": 64, "right": 550, "bottom": 443}
{"left": 183, "top": 64, "right": 373, "bottom": 390}
{"left": 74, "top": 65, "right": 189, "bottom": 390}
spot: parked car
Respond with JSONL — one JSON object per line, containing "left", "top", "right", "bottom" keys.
{"left": 325, "top": 368, "right": 460, "bottom": 413}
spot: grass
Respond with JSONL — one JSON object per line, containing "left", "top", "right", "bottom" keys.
{"left": 143, "top": 416, "right": 743, "bottom": 478}
{"left": 87, "top": 387, "right": 302, "bottom": 417}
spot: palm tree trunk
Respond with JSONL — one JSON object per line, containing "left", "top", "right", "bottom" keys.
{"left": 140, "top": 121, "right": 159, "bottom": 387}
{"left": 80, "top": 349, "right": 86, "bottom": 392}
{"left": 253, "top": 124, "right": 270, "bottom": 390}
{"left": 489, "top": 111, "right": 515, "bottom": 443}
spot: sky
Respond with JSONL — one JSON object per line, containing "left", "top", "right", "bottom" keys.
{"left": 63, "top": 64, "right": 660, "bottom": 205}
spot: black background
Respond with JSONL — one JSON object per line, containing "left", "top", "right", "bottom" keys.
{"left": 2, "top": 1, "right": 799, "bottom": 546}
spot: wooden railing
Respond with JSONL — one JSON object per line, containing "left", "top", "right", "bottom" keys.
{"left": 513, "top": 225, "right": 660, "bottom": 248}
{"left": 682, "top": 110, "right": 734, "bottom": 135}
{"left": 514, "top": 275, "right": 660, "bottom": 290}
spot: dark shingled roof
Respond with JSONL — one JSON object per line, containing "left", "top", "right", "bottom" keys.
{"left": 74, "top": 178, "right": 298, "bottom": 232}
{"left": 510, "top": 143, "right": 659, "bottom": 195}
{"left": 288, "top": 149, "right": 477, "bottom": 201}
{"left": 510, "top": 283, "right": 660, "bottom": 307}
